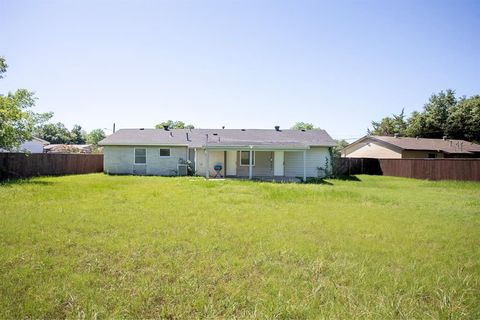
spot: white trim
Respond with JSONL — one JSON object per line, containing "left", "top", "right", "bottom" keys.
{"left": 239, "top": 150, "right": 255, "bottom": 166}
{"left": 205, "top": 149, "right": 209, "bottom": 179}
{"left": 273, "top": 151, "right": 284, "bottom": 176}
{"left": 226, "top": 150, "right": 237, "bottom": 176}
{"left": 248, "top": 149, "right": 253, "bottom": 179}
{"left": 100, "top": 143, "right": 190, "bottom": 147}
{"left": 159, "top": 148, "right": 171, "bottom": 157}
{"left": 203, "top": 146, "right": 310, "bottom": 151}
{"left": 194, "top": 148, "right": 197, "bottom": 172}
{"left": 134, "top": 147, "right": 147, "bottom": 164}
{"left": 303, "top": 150, "right": 307, "bottom": 182}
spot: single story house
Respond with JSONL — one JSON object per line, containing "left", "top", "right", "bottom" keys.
{"left": 99, "top": 126, "right": 337, "bottom": 180}
{"left": 0, "top": 137, "right": 49, "bottom": 153}
{"left": 342, "top": 135, "right": 480, "bottom": 158}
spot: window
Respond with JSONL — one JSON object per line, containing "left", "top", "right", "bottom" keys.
{"left": 428, "top": 153, "right": 437, "bottom": 158}
{"left": 240, "top": 151, "right": 255, "bottom": 166}
{"left": 160, "top": 148, "right": 171, "bottom": 157}
{"left": 134, "top": 148, "right": 146, "bottom": 164}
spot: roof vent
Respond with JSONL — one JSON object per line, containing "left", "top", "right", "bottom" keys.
{"left": 443, "top": 135, "right": 448, "bottom": 141}
{"left": 301, "top": 129, "right": 306, "bottom": 132}
{"left": 170, "top": 132, "right": 173, "bottom": 137}
{"left": 213, "top": 133, "right": 218, "bottom": 136}
{"left": 222, "top": 126, "right": 225, "bottom": 129}
{"left": 274, "top": 126, "right": 280, "bottom": 131}
{"left": 416, "top": 136, "right": 419, "bottom": 140}
{"left": 139, "top": 128, "right": 144, "bottom": 130}
{"left": 163, "top": 125, "right": 169, "bottom": 131}
{"left": 394, "top": 133, "right": 399, "bottom": 138}
{"left": 241, "top": 129, "right": 246, "bottom": 131}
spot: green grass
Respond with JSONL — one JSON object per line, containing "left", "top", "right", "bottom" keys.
{"left": 0, "top": 174, "right": 479, "bottom": 319}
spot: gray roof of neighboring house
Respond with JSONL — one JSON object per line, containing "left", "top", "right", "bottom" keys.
{"left": 32, "top": 137, "right": 50, "bottom": 145}
{"left": 99, "top": 128, "right": 337, "bottom": 149}
{"left": 348, "top": 135, "right": 480, "bottom": 154}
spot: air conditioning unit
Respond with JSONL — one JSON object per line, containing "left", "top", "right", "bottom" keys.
{"left": 177, "top": 164, "right": 188, "bottom": 176}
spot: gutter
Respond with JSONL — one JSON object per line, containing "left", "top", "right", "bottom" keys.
{"left": 99, "top": 143, "right": 190, "bottom": 147}
{"left": 202, "top": 145, "right": 310, "bottom": 151}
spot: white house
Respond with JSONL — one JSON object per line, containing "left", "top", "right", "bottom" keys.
{"left": 0, "top": 137, "right": 49, "bottom": 153}
{"left": 99, "top": 126, "right": 337, "bottom": 181}
{"left": 342, "top": 135, "right": 480, "bottom": 159}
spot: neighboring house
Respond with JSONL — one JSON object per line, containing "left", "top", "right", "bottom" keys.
{"left": 99, "top": 126, "right": 337, "bottom": 180}
{"left": 0, "top": 137, "right": 49, "bottom": 153}
{"left": 43, "top": 144, "right": 95, "bottom": 154}
{"left": 342, "top": 135, "right": 480, "bottom": 158}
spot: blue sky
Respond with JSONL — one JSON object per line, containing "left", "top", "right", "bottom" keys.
{"left": 1, "top": 0, "right": 479, "bottom": 140}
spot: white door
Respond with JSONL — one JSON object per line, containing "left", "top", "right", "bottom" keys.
{"left": 274, "top": 151, "right": 284, "bottom": 176}
{"left": 226, "top": 151, "right": 237, "bottom": 176}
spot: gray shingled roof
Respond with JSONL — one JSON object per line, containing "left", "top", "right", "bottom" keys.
{"left": 368, "top": 136, "right": 480, "bottom": 154}
{"left": 99, "top": 128, "right": 337, "bottom": 148}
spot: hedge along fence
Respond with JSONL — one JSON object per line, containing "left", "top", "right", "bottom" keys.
{"left": 333, "top": 157, "right": 480, "bottom": 181}
{"left": 0, "top": 153, "right": 104, "bottom": 180}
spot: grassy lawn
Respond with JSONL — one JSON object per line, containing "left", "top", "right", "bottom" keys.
{"left": 0, "top": 174, "right": 479, "bottom": 319}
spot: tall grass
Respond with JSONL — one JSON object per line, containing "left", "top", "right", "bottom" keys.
{"left": 0, "top": 174, "right": 479, "bottom": 318}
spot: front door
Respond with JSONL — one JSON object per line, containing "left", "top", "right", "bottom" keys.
{"left": 226, "top": 151, "right": 237, "bottom": 176}
{"left": 274, "top": 151, "right": 284, "bottom": 176}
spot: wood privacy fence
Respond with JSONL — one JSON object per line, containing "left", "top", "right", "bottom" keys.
{"left": 0, "top": 153, "right": 104, "bottom": 180}
{"left": 334, "top": 158, "right": 480, "bottom": 181}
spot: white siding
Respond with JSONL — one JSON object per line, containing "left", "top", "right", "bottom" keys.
{"left": 284, "top": 147, "right": 331, "bottom": 178}
{"left": 0, "top": 140, "right": 45, "bottom": 153}
{"left": 196, "top": 150, "right": 224, "bottom": 176}
{"left": 19, "top": 140, "right": 45, "bottom": 153}
{"left": 104, "top": 146, "right": 188, "bottom": 175}
{"left": 236, "top": 151, "right": 273, "bottom": 177}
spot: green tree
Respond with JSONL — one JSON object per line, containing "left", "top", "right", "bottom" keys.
{"left": 155, "top": 120, "right": 194, "bottom": 129}
{"left": 87, "top": 129, "right": 106, "bottom": 145}
{"left": 407, "top": 89, "right": 457, "bottom": 138}
{"left": 36, "top": 122, "right": 72, "bottom": 144}
{"left": 368, "top": 90, "right": 476, "bottom": 140}
{"left": 0, "top": 56, "right": 7, "bottom": 79}
{"left": 291, "top": 122, "right": 318, "bottom": 130}
{"left": 405, "top": 111, "right": 427, "bottom": 137}
{"left": 369, "top": 117, "right": 396, "bottom": 136}
{"left": 0, "top": 57, "right": 52, "bottom": 150}
{"left": 446, "top": 95, "right": 480, "bottom": 142}
{"left": 70, "top": 124, "right": 87, "bottom": 144}
{"left": 369, "top": 109, "right": 407, "bottom": 136}
{"left": 331, "top": 139, "right": 349, "bottom": 157}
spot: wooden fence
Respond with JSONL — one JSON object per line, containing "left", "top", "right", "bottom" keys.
{"left": 0, "top": 153, "right": 104, "bottom": 180}
{"left": 334, "top": 158, "right": 480, "bottom": 181}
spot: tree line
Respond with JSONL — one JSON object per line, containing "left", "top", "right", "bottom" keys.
{"left": 2, "top": 55, "right": 478, "bottom": 151}
{"left": 369, "top": 89, "right": 480, "bottom": 142}
{"left": 0, "top": 56, "right": 106, "bottom": 149}
{"left": 35, "top": 123, "right": 106, "bottom": 145}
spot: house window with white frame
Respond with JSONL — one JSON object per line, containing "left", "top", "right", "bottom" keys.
{"left": 160, "top": 148, "right": 171, "bottom": 157}
{"left": 240, "top": 151, "right": 255, "bottom": 166}
{"left": 134, "top": 148, "right": 146, "bottom": 164}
